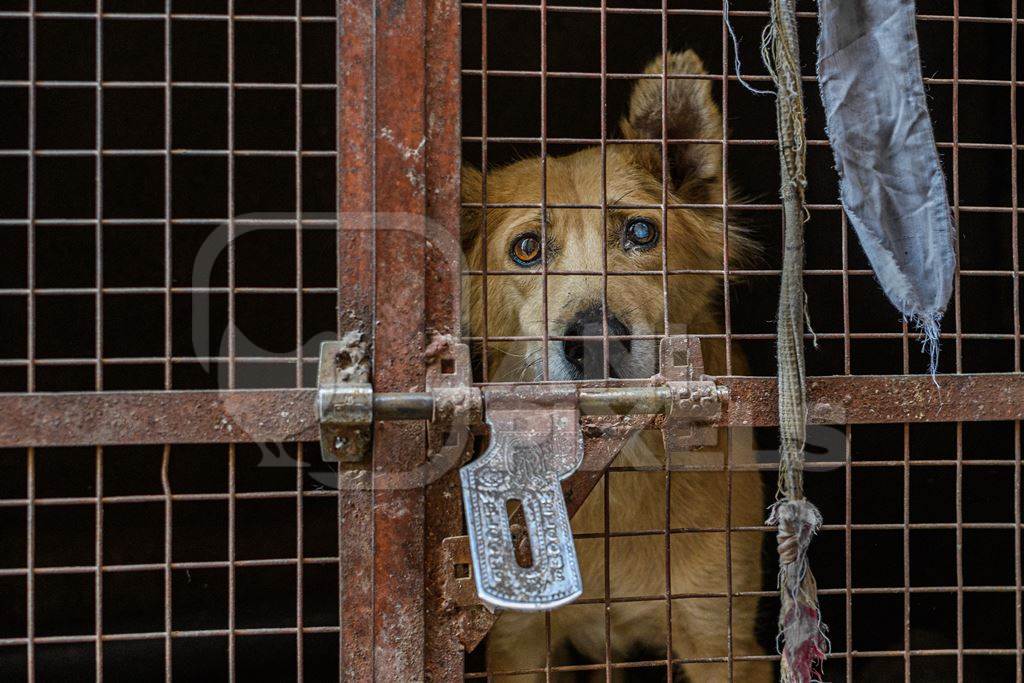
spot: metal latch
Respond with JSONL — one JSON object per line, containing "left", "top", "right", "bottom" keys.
{"left": 441, "top": 335, "right": 726, "bottom": 611}
{"left": 316, "top": 336, "right": 481, "bottom": 462}
{"left": 316, "top": 334, "right": 725, "bottom": 461}
{"left": 315, "top": 334, "right": 727, "bottom": 609}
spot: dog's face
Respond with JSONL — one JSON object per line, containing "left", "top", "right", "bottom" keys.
{"left": 462, "top": 51, "right": 750, "bottom": 382}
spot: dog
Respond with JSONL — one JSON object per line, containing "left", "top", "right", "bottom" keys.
{"left": 461, "top": 51, "right": 770, "bottom": 681}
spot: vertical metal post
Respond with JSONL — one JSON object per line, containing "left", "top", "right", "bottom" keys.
{"left": 337, "top": 0, "right": 462, "bottom": 678}
{"left": 423, "top": 0, "right": 467, "bottom": 676}
{"left": 337, "top": 0, "right": 376, "bottom": 679}
{"left": 371, "top": 0, "right": 428, "bottom": 676}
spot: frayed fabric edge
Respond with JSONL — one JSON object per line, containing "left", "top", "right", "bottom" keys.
{"left": 767, "top": 498, "right": 831, "bottom": 683}
{"left": 912, "top": 312, "right": 943, "bottom": 385}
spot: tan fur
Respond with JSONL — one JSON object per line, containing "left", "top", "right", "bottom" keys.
{"left": 462, "top": 51, "right": 769, "bottom": 681}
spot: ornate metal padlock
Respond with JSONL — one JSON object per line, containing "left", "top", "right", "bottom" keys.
{"left": 459, "top": 386, "right": 584, "bottom": 611}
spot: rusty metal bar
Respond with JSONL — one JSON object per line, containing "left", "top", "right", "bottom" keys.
{"left": 456, "top": 68, "right": 1024, "bottom": 88}
{"left": 1011, "top": 1, "right": 1023, "bottom": 679}
{"left": 337, "top": 0, "right": 376, "bottom": 676}
{"left": 0, "top": 388, "right": 319, "bottom": 447}
{"left": 457, "top": 3, "right": 1019, "bottom": 25}
{"left": 3, "top": 373, "right": 1024, "bottom": 447}
{"left": 0, "top": 6, "right": 1016, "bottom": 25}
{"left": 370, "top": 0, "right": 430, "bottom": 677}
{"left": 422, "top": 0, "right": 467, "bottom": 675}
{"left": 0, "top": 10, "right": 338, "bottom": 20}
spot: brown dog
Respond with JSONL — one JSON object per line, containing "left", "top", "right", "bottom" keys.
{"left": 461, "top": 51, "right": 770, "bottom": 681}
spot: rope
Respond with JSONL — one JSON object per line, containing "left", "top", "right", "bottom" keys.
{"left": 767, "top": 0, "right": 807, "bottom": 500}
{"left": 761, "top": 1, "right": 829, "bottom": 681}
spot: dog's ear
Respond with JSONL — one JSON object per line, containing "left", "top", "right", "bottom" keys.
{"left": 460, "top": 164, "right": 483, "bottom": 254}
{"left": 621, "top": 50, "right": 723, "bottom": 199}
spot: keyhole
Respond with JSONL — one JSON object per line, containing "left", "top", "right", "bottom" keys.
{"left": 506, "top": 499, "right": 534, "bottom": 568}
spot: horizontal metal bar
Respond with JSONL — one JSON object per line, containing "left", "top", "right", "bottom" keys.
{"left": 373, "top": 391, "right": 435, "bottom": 419}
{"left": 460, "top": 3, "right": 1021, "bottom": 26}
{"left": 4, "top": 6, "right": 1015, "bottom": 25}
{"left": 2, "top": 140, "right": 1013, "bottom": 152}
{"left": 1, "top": 373, "right": 1023, "bottom": 447}
{"left": 0, "top": 626, "right": 341, "bottom": 649}
{"left": 0, "top": 356, "right": 321, "bottom": 367}
{"left": 0, "top": 149, "right": 337, "bottom": 157}
{"left": 0, "top": 286, "right": 340, "bottom": 296}
{"left": 1, "top": 207, "right": 1018, "bottom": 221}
{"left": 0, "top": 556, "right": 340, "bottom": 577}
{"left": 0, "top": 218, "right": 339, "bottom": 225}
{"left": 601, "top": 459, "right": 1020, "bottom": 472}
{"left": 0, "top": 388, "right": 318, "bottom": 447}
{"left": 0, "top": 489, "right": 339, "bottom": 508}
{"left": 457, "top": 332, "right": 1021, "bottom": 342}
{"left": 459, "top": 201, "right": 1024, "bottom": 213}
{"left": 566, "top": 584, "right": 1023, "bottom": 607}
{"left": 728, "top": 374, "right": 1024, "bottom": 427}
{"left": 0, "top": 80, "right": 336, "bottom": 89}
{"left": 460, "top": 136, "right": 1017, "bottom": 150}
{"left": 463, "top": 648, "right": 1021, "bottom": 678}
{"left": 458, "top": 269, "right": 1017, "bottom": 277}
{"left": 0, "top": 271, "right": 1018, "bottom": 291}
{"left": 0, "top": 11, "right": 337, "bottom": 21}
{"left": 459, "top": 68, "right": 1024, "bottom": 88}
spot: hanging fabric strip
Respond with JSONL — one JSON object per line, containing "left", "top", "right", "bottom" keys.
{"left": 816, "top": 0, "right": 956, "bottom": 374}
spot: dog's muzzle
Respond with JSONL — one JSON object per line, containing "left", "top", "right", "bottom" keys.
{"left": 561, "top": 306, "right": 632, "bottom": 380}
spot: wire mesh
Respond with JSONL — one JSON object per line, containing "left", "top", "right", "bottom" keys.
{"left": 0, "top": 1, "right": 341, "bottom": 679}
{"left": 0, "top": 2, "right": 340, "bottom": 394}
{"left": 0, "top": 442, "right": 342, "bottom": 679}
{"left": 0, "top": 0, "right": 1021, "bottom": 680}
{"left": 460, "top": 0, "right": 1023, "bottom": 680}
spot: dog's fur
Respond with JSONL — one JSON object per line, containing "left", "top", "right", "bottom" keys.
{"left": 461, "top": 51, "right": 769, "bottom": 681}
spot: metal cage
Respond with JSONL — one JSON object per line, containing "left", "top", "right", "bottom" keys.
{"left": 0, "top": 0, "right": 1021, "bottom": 681}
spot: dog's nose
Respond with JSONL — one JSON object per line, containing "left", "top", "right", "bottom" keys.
{"left": 562, "top": 307, "right": 630, "bottom": 379}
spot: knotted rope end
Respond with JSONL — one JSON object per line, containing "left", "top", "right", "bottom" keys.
{"left": 768, "top": 499, "right": 830, "bottom": 683}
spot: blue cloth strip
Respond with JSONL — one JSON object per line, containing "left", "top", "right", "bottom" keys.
{"left": 815, "top": 0, "right": 956, "bottom": 375}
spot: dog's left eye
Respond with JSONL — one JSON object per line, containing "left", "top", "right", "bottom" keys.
{"left": 623, "top": 218, "right": 659, "bottom": 251}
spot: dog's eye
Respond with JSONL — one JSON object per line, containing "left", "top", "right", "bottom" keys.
{"left": 623, "top": 218, "right": 659, "bottom": 251}
{"left": 510, "top": 233, "right": 542, "bottom": 267}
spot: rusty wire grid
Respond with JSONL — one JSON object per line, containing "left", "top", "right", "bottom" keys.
{"left": 460, "top": 0, "right": 1022, "bottom": 680}
{"left": 460, "top": 1, "right": 1023, "bottom": 383}
{"left": 0, "top": 1, "right": 340, "bottom": 394}
{"left": 0, "top": 0, "right": 1021, "bottom": 681}
{"left": 0, "top": 1, "right": 343, "bottom": 679}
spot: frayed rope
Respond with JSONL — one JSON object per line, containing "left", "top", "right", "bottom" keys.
{"left": 768, "top": 499, "right": 831, "bottom": 683}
